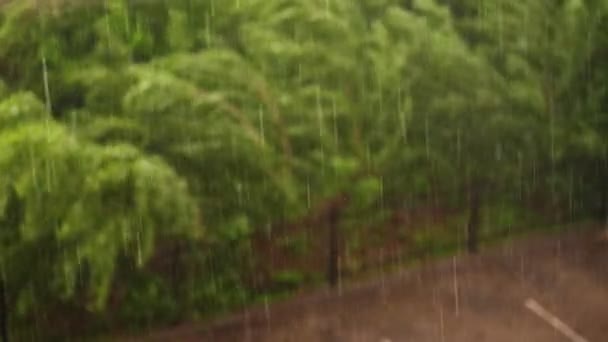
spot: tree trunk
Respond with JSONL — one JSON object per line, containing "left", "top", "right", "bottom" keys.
{"left": 0, "top": 277, "right": 8, "bottom": 342}
{"left": 599, "top": 160, "right": 608, "bottom": 226}
{"left": 600, "top": 179, "right": 607, "bottom": 224}
{"left": 467, "top": 185, "right": 481, "bottom": 254}
{"left": 326, "top": 195, "right": 345, "bottom": 288}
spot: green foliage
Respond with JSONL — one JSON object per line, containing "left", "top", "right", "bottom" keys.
{"left": 272, "top": 270, "right": 306, "bottom": 291}
{"left": 118, "top": 273, "right": 179, "bottom": 327}
{"left": 0, "top": 92, "right": 48, "bottom": 128}
{"left": 411, "top": 227, "right": 461, "bottom": 257}
{"left": 0, "top": 91, "right": 199, "bottom": 326}
{"left": 277, "top": 233, "right": 310, "bottom": 257}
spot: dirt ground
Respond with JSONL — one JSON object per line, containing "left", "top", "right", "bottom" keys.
{"left": 130, "top": 226, "right": 608, "bottom": 341}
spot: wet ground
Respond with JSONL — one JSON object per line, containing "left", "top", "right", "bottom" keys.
{"left": 131, "top": 227, "right": 608, "bottom": 341}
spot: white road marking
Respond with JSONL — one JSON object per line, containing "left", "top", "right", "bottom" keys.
{"left": 524, "top": 298, "right": 589, "bottom": 342}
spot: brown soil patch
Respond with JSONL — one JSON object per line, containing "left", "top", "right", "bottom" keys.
{"left": 125, "top": 225, "right": 608, "bottom": 341}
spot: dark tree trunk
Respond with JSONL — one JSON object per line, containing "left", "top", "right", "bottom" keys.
{"left": 327, "top": 217, "right": 339, "bottom": 288}
{"left": 0, "top": 277, "right": 8, "bottom": 342}
{"left": 326, "top": 195, "right": 346, "bottom": 288}
{"left": 599, "top": 160, "right": 608, "bottom": 224}
{"left": 0, "top": 187, "right": 20, "bottom": 342}
{"left": 600, "top": 180, "right": 607, "bottom": 223}
{"left": 467, "top": 185, "right": 481, "bottom": 254}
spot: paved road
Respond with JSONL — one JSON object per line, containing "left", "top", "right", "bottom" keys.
{"left": 136, "top": 228, "right": 608, "bottom": 341}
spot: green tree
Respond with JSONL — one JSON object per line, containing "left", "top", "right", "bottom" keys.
{"left": 0, "top": 91, "right": 199, "bottom": 337}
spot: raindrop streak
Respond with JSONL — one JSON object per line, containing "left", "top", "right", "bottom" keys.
{"left": 264, "top": 296, "right": 271, "bottom": 333}
{"left": 104, "top": 0, "right": 112, "bottom": 51}
{"left": 452, "top": 256, "right": 460, "bottom": 316}
{"left": 42, "top": 54, "right": 52, "bottom": 115}
{"left": 205, "top": 12, "right": 211, "bottom": 45}
{"left": 332, "top": 96, "right": 338, "bottom": 147}
{"left": 316, "top": 86, "right": 325, "bottom": 175}
{"left": 495, "top": 142, "right": 502, "bottom": 162}
{"left": 324, "top": 0, "right": 330, "bottom": 17}
{"left": 316, "top": 85, "right": 324, "bottom": 139}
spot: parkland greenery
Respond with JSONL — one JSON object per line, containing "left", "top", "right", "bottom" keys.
{"left": 0, "top": 0, "right": 606, "bottom": 339}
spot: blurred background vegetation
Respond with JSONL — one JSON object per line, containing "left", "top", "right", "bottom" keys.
{"left": 0, "top": 0, "right": 607, "bottom": 339}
